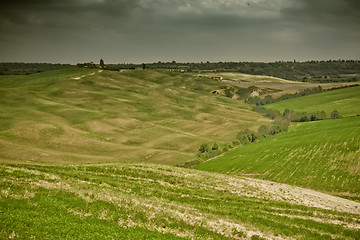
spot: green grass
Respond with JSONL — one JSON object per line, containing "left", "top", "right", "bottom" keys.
{"left": 264, "top": 86, "right": 360, "bottom": 117}
{"left": 0, "top": 68, "right": 270, "bottom": 165}
{"left": 1, "top": 163, "right": 359, "bottom": 239}
{"left": 195, "top": 116, "right": 360, "bottom": 196}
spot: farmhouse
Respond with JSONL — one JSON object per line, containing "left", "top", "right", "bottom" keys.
{"left": 85, "top": 62, "right": 96, "bottom": 68}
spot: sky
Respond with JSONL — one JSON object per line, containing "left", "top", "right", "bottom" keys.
{"left": 1, "top": 0, "right": 359, "bottom": 64}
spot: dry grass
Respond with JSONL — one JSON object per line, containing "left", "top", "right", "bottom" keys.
{"left": 1, "top": 163, "right": 359, "bottom": 239}
{"left": 0, "top": 69, "right": 271, "bottom": 166}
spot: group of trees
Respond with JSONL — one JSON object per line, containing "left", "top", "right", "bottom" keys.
{"left": 142, "top": 60, "right": 360, "bottom": 82}
{"left": 0, "top": 62, "right": 74, "bottom": 75}
{"left": 253, "top": 106, "right": 341, "bottom": 123}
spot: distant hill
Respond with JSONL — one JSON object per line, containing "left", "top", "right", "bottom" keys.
{"left": 264, "top": 86, "right": 360, "bottom": 117}
{"left": 111, "top": 60, "right": 360, "bottom": 82}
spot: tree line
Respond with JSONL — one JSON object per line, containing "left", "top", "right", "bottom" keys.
{"left": 0, "top": 62, "right": 74, "bottom": 75}
{"left": 141, "top": 60, "right": 360, "bottom": 82}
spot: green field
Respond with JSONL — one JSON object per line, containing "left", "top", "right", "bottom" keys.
{"left": 0, "top": 68, "right": 270, "bottom": 165}
{"left": 1, "top": 69, "right": 360, "bottom": 239}
{"left": 1, "top": 163, "right": 359, "bottom": 239}
{"left": 195, "top": 116, "right": 360, "bottom": 197}
{"left": 264, "top": 86, "right": 360, "bottom": 117}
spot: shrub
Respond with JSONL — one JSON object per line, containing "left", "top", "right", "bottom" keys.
{"left": 331, "top": 110, "right": 341, "bottom": 119}
{"left": 199, "top": 143, "right": 209, "bottom": 153}
{"left": 211, "top": 143, "right": 219, "bottom": 151}
{"left": 257, "top": 125, "right": 269, "bottom": 138}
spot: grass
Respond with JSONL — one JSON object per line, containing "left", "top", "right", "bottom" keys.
{"left": 194, "top": 116, "right": 360, "bottom": 197}
{"left": 0, "top": 68, "right": 271, "bottom": 165}
{"left": 1, "top": 69, "right": 360, "bottom": 239}
{"left": 1, "top": 162, "right": 359, "bottom": 239}
{"left": 264, "top": 86, "right": 360, "bottom": 117}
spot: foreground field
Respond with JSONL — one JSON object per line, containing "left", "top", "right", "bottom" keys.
{"left": 195, "top": 116, "right": 360, "bottom": 199}
{"left": 0, "top": 69, "right": 270, "bottom": 165}
{"left": 264, "top": 86, "right": 360, "bottom": 117}
{"left": 1, "top": 163, "right": 359, "bottom": 239}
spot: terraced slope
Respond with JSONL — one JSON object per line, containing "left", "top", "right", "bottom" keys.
{"left": 0, "top": 69, "right": 270, "bottom": 165}
{"left": 264, "top": 86, "right": 360, "bottom": 117}
{"left": 201, "top": 72, "right": 360, "bottom": 98}
{"left": 1, "top": 163, "right": 359, "bottom": 239}
{"left": 195, "top": 116, "right": 360, "bottom": 199}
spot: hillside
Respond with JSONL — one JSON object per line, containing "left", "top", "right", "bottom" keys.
{"left": 264, "top": 86, "right": 360, "bottom": 117}
{"left": 202, "top": 72, "right": 360, "bottom": 98}
{"left": 1, "top": 163, "right": 359, "bottom": 239}
{"left": 195, "top": 116, "right": 360, "bottom": 199}
{"left": 0, "top": 68, "right": 271, "bottom": 165}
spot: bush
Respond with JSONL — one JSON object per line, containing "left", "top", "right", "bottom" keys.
{"left": 257, "top": 125, "right": 269, "bottom": 138}
{"left": 331, "top": 110, "right": 341, "bottom": 119}
{"left": 211, "top": 143, "right": 219, "bottom": 151}
{"left": 237, "top": 129, "right": 257, "bottom": 144}
{"left": 199, "top": 143, "right": 209, "bottom": 153}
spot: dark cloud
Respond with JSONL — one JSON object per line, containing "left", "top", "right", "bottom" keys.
{"left": 0, "top": 0, "right": 140, "bottom": 30}
{"left": 282, "top": 0, "right": 360, "bottom": 29}
{"left": 0, "top": 0, "right": 359, "bottom": 63}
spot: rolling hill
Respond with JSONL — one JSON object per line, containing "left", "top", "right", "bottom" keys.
{"left": 264, "top": 86, "right": 360, "bottom": 117}
{"left": 0, "top": 68, "right": 271, "bottom": 165}
{"left": 200, "top": 72, "right": 360, "bottom": 98}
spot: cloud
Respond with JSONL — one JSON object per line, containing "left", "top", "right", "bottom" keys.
{"left": 0, "top": 0, "right": 141, "bottom": 31}
{"left": 0, "top": 0, "right": 359, "bottom": 63}
{"left": 281, "top": 0, "right": 360, "bottom": 29}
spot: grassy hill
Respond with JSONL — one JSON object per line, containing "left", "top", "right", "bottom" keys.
{"left": 0, "top": 68, "right": 271, "bottom": 165}
{"left": 195, "top": 116, "right": 360, "bottom": 198}
{"left": 264, "top": 86, "right": 360, "bottom": 117}
{"left": 1, "top": 162, "right": 359, "bottom": 239}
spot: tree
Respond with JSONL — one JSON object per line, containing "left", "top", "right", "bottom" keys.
{"left": 331, "top": 110, "right": 341, "bottom": 119}
{"left": 319, "top": 110, "right": 327, "bottom": 120}
{"left": 263, "top": 95, "right": 274, "bottom": 104}
{"left": 100, "top": 59, "right": 105, "bottom": 68}
{"left": 199, "top": 143, "right": 209, "bottom": 153}
{"left": 211, "top": 143, "right": 219, "bottom": 151}
{"left": 257, "top": 125, "right": 269, "bottom": 138}
{"left": 142, "top": 63, "right": 146, "bottom": 70}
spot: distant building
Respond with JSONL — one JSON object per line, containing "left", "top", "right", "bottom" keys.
{"left": 85, "top": 62, "right": 96, "bottom": 68}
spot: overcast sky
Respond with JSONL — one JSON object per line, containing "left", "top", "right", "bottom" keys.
{"left": 1, "top": 0, "right": 359, "bottom": 64}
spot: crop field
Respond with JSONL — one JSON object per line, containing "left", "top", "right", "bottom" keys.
{"left": 264, "top": 86, "right": 360, "bottom": 117}
{"left": 200, "top": 72, "right": 360, "bottom": 98}
{"left": 1, "top": 163, "right": 360, "bottom": 239}
{"left": 0, "top": 69, "right": 270, "bottom": 166}
{"left": 195, "top": 116, "right": 360, "bottom": 199}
